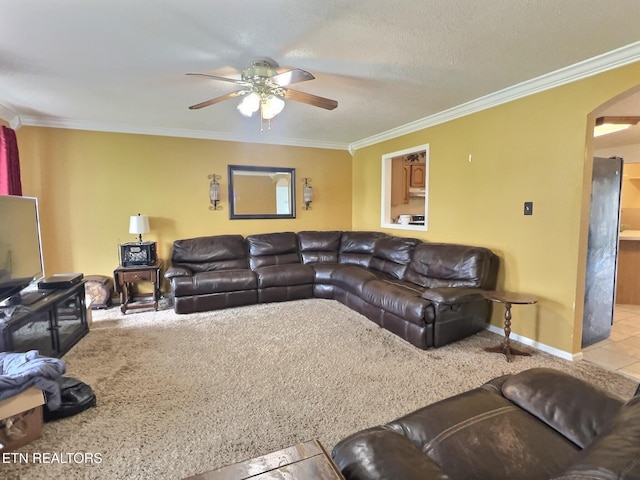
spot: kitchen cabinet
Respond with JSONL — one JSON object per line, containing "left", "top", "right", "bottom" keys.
{"left": 616, "top": 233, "right": 640, "bottom": 305}
{"left": 410, "top": 164, "right": 426, "bottom": 188}
{"left": 391, "top": 157, "right": 409, "bottom": 205}
{"left": 391, "top": 159, "right": 426, "bottom": 205}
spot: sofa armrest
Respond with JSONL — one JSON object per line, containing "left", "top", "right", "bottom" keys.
{"left": 332, "top": 427, "right": 450, "bottom": 480}
{"left": 164, "top": 266, "right": 193, "bottom": 279}
{"left": 421, "top": 287, "right": 486, "bottom": 305}
{"left": 552, "top": 396, "right": 640, "bottom": 480}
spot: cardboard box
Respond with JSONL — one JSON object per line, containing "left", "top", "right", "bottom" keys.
{"left": 0, "top": 387, "right": 45, "bottom": 452}
{"left": 85, "top": 296, "right": 93, "bottom": 328}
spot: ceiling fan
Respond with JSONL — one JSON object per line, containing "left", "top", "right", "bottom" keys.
{"left": 186, "top": 60, "right": 338, "bottom": 124}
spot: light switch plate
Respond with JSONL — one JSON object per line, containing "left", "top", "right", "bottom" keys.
{"left": 524, "top": 201, "right": 533, "bottom": 215}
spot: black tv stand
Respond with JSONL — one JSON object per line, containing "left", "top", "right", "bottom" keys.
{"left": 0, "top": 282, "right": 88, "bottom": 357}
{"left": 19, "top": 289, "right": 53, "bottom": 306}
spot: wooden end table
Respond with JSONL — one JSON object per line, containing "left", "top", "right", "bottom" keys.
{"left": 483, "top": 290, "right": 537, "bottom": 362}
{"left": 183, "top": 439, "right": 344, "bottom": 480}
{"left": 113, "top": 260, "right": 163, "bottom": 314}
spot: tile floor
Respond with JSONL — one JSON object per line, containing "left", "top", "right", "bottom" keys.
{"left": 583, "top": 304, "right": 640, "bottom": 381}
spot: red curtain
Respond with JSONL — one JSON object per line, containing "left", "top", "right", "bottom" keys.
{"left": 0, "top": 126, "right": 22, "bottom": 196}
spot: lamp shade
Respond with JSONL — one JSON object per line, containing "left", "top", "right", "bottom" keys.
{"left": 210, "top": 182, "right": 220, "bottom": 202}
{"left": 129, "top": 214, "right": 150, "bottom": 235}
{"left": 303, "top": 184, "right": 313, "bottom": 203}
{"left": 237, "top": 92, "right": 261, "bottom": 117}
{"left": 261, "top": 95, "right": 285, "bottom": 120}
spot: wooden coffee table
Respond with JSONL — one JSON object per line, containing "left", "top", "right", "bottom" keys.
{"left": 182, "top": 439, "right": 345, "bottom": 480}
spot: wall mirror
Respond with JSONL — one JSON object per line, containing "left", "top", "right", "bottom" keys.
{"left": 381, "top": 144, "right": 429, "bottom": 231}
{"left": 228, "top": 165, "right": 296, "bottom": 219}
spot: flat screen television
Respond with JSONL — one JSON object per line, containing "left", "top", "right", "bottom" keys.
{"left": 0, "top": 195, "right": 45, "bottom": 306}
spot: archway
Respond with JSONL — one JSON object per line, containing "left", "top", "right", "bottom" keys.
{"left": 582, "top": 85, "right": 640, "bottom": 349}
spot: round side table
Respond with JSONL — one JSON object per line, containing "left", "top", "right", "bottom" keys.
{"left": 483, "top": 290, "right": 537, "bottom": 362}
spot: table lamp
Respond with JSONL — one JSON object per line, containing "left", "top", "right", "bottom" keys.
{"left": 129, "top": 213, "right": 150, "bottom": 243}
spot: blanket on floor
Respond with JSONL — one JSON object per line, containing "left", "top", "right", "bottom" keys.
{"left": 0, "top": 350, "right": 66, "bottom": 409}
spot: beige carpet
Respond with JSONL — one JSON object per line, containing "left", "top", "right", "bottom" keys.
{"left": 4, "top": 299, "right": 637, "bottom": 480}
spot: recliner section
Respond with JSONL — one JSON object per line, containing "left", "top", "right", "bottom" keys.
{"left": 246, "top": 232, "right": 315, "bottom": 303}
{"left": 164, "top": 230, "right": 499, "bottom": 348}
{"left": 166, "top": 234, "right": 257, "bottom": 313}
{"left": 332, "top": 368, "right": 640, "bottom": 480}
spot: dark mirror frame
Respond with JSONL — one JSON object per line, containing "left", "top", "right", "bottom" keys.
{"left": 228, "top": 165, "right": 296, "bottom": 219}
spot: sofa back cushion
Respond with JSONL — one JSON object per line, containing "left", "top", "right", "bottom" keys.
{"left": 297, "top": 231, "right": 343, "bottom": 264}
{"left": 339, "top": 231, "right": 388, "bottom": 267}
{"left": 171, "top": 235, "right": 247, "bottom": 273}
{"left": 404, "top": 243, "right": 498, "bottom": 288}
{"left": 246, "top": 232, "right": 300, "bottom": 270}
{"left": 501, "top": 368, "right": 624, "bottom": 450}
{"left": 370, "top": 236, "right": 420, "bottom": 279}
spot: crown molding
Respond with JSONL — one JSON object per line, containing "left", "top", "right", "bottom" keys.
{"left": 16, "top": 115, "right": 351, "bottom": 151}
{"left": 349, "top": 41, "right": 640, "bottom": 152}
{"left": 6, "top": 42, "right": 640, "bottom": 153}
{"left": 0, "top": 103, "right": 22, "bottom": 130}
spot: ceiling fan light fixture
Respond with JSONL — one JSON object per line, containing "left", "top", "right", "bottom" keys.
{"left": 260, "top": 95, "right": 285, "bottom": 120}
{"left": 237, "top": 92, "right": 261, "bottom": 117}
{"left": 187, "top": 59, "right": 336, "bottom": 129}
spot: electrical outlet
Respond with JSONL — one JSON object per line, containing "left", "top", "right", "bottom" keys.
{"left": 524, "top": 201, "right": 533, "bottom": 215}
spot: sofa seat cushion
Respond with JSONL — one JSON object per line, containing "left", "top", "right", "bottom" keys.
{"left": 171, "top": 270, "right": 257, "bottom": 296}
{"left": 360, "top": 280, "right": 433, "bottom": 326}
{"left": 330, "top": 266, "right": 379, "bottom": 295}
{"left": 379, "top": 278, "right": 425, "bottom": 295}
{"left": 254, "top": 264, "right": 315, "bottom": 288}
{"left": 309, "top": 263, "right": 342, "bottom": 283}
{"left": 386, "top": 386, "right": 579, "bottom": 480}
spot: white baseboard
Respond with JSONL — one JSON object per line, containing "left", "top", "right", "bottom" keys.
{"left": 485, "top": 325, "right": 583, "bottom": 362}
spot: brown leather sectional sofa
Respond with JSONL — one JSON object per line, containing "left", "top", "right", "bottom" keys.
{"left": 164, "top": 231, "right": 499, "bottom": 349}
{"left": 332, "top": 367, "right": 640, "bottom": 480}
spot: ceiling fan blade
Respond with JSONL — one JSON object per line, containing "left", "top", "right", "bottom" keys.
{"left": 283, "top": 88, "right": 338, "bottom": 110}
{"left": 270, "top": 68, "right": 315, "bottom": 86}
{"left": 185, "top": 72, "right": 250, "bottom": 87}
{"left": 188, "top": 90, "right": 247, "bottom": 110}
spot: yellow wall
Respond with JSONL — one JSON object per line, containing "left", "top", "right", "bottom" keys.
{"left": 15, "top": 128, "right": 352, "bottom": 289}
{"left": 10, "top": 61, "right": 640, "bottom": 355}
{"left": 352, "top": 61, "right": 640, "bottom": 354}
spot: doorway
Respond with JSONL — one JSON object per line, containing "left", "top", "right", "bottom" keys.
{"left": 582, "top": 86, "right": 640, "bottom": 377}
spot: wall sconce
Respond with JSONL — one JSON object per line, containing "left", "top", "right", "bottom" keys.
{"left": 208, "top": 173, "right": 221, "bottom": 210}
{"left": 302, "top": 177, "right": 313, "bottom": 210}
{"left": 129, "top": 213, "right": 150, "bottom": 243}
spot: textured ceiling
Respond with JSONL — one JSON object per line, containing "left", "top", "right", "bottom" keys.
{"left": 2, "top": 1, "right": 640, "bottom": 150}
